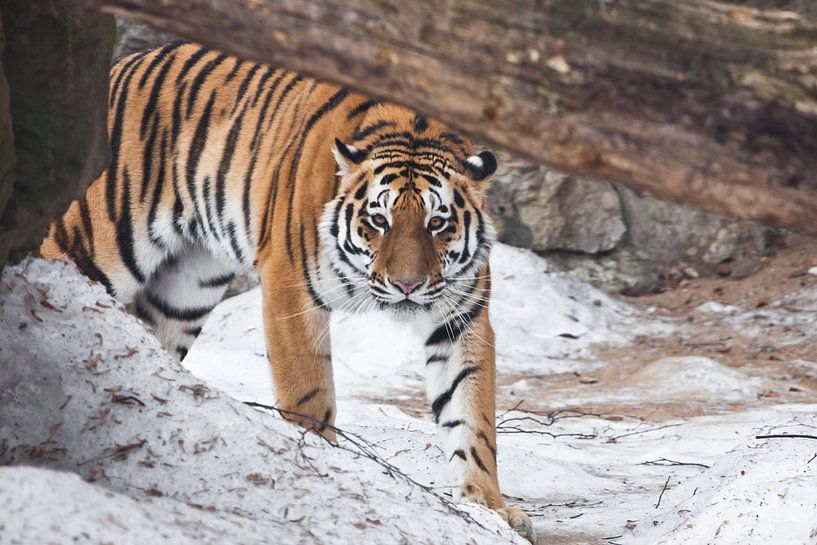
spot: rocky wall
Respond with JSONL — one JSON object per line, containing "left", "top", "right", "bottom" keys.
{"left": 0, "top": 0, "right": 115, "bottom": 270}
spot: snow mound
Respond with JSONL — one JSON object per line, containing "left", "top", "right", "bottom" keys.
{"left": 632, "top": 433, "right": 817, "bottom": 544}
{"left": 0, "top": 258, "right": 524, "bottom": 545}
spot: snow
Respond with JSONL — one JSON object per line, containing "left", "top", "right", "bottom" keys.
{"left": 2, "top": 244, "right": 816, "bottom": 544}
{"left": 0, "top": 258, "right": 523, "bottom": 545}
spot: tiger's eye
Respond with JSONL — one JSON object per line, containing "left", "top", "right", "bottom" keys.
{"left": 429, "top": 216, "right": 445, "bottom": 230}
{"left": 371, "top": 214, "right": 388, "bottom": 228}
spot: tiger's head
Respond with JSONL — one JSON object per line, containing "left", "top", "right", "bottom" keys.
{"left": 322, "top": 105, "right": 496, "bottom": 314}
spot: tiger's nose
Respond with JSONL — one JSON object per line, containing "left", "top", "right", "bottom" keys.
{"left": 391, "top": 277, "right": 424, "bottom": 295}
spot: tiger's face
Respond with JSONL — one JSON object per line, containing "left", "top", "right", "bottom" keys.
{"left": 322, "top": 107, "right": 496, "bottom": 314}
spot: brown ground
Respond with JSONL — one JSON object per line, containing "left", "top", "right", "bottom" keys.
{"left": 496, "top": 233, "right": 817, "bottom": 422}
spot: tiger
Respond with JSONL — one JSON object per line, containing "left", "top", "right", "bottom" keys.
{"left": 40, "top": 41, "right": 535, "bottom": 542}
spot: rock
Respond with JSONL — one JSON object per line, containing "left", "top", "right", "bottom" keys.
{"left": 0, "top": 1, "right": 115, "bottom": 269}
{"left": 617, "top": 186, "right": 733, "bottom": 263}
{"left": 730, "top": 258, "right": 762, "bottom": 280}
{"left": 489, "top": 153, "right": 626, "bottom": 254}
{"left": 490, "top": 159, "right": 781, "bottom": 294}
{"left": 113, "top": 16, "right": 175, "bottom": 59}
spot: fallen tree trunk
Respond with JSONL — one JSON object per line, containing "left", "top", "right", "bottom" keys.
{"left": 70, "top": 0, "right": 817, "bottom": 233}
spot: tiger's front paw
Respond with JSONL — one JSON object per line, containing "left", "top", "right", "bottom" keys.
{"left": 282, "top": 410, "right": 337, "bottom": 442}
{"left": 460, "top": 483, "right": 536, "bottom": 544}
{"left": 496, "top": 506, "right": 536, "bottom": 544}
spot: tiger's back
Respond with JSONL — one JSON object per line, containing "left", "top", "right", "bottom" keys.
{"left": 43, "top": 41, "right": 371, "bottom": 302}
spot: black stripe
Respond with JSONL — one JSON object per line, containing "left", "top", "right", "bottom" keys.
{"left": 109, "top": 51, "right": 145, "bottom": 109}
{"left": 426, "top": 301, "right": 484, "bottom": 346}
{"left": 285, "top": 87, "right": 350, "bottom": 263}
{"left": 78, "top": 199, "right": 95, "bottom": 256}
{"left": 68, "top": 225, "right": 113, "bottom": 294}
{"left": 370, "top": 130, "right": 414, "bottom": 143}
{"left": 250, "top": 68, "right": 276, "bottom": 108}
{"left": 296, "top": 387, "right": 321, "bottom": 407}
{"left": 176, "top": 345, "right": 189, "bottom": 359}
{"left": 202, "top": 175, "right": 218, "bottom": 238}
{"left": 242, "top": 152, "right": 259, "bottom": 247}
{"left": 346, "top": 99, "right": 380, "bottom": 120}
{"left": 115, "top": 169, "right": 146, "bottom": 284}
{"left": 352, "top": 120, "right": 395, "bottom": 141}
{"left": 453, "top": 190, "right": 465, "bottom": 208}
{"left": 145, "top": 291, "right": 214, "bottom": 321}
{"left": 299, "top": 223, "right": 326, "bottom": 309}
{"left": 140, "top": 51, "right": 178, "bottom": 140}
{"left": 440, "top": 132, "right": 465, "bottom": 146}
{"left": 459, "top": 211, "right": 472, "bottom": 264}
{"left": 170, "top": 80, "right": 187, "bottom": 148}
{"left": 477, "top": 430, "right": 497, "bottom": 459}
{"left": 421, "top": 174, "right": 442, "bottom": 187}
{"left": 174, "top": 44, "right": 208, "bottom": 85}
{"left": 226, "top": 222, "right": 246, "bottom": 264}
{"left": 199, "top": 272, "right": 235, "bottom": 288}
{"left": 426, "top": 355, "right": 447, "bottom": 365}
{"left": 373, "top": 160, "right": 436, "bottom": 175}
{"left": 184, "top": 326, "right": 202, "bottom": 337}
{"left": 139, "top": 114, "right": 160, "bottom": 202}
{"left": 134, "top": 298, "right": 156, "bottom": 325}
{"left": 215, "top": 101, "right": 247, "bottom": 233}
{"left": 441, "top": 420, "right": 463, "bottom": 428}
{"left": 106, "top": 54, "right": 145, "bottom": 222}
{"left": 231, "top": 64, "right": 261, "bottom": 115}
{"left": 250, "top": 71, "right": 287, "bottom": 151}
{"left": 470, "top": 447, "right": 489, "bottom": 474}
{"left": 224, "top": 57, "right": 243, "bottom": 82}
{"left": 450, "top": 449, "right": 466, "bottom": 462}
{"left": 256, "top": 75, "right": 304, "bottom": 249}
{"left": 187, "top": 53, "right": 228, "bottom": 118}
{"left": 185, "top": 91, "right": 217, "bottom": 223}
{"left": 147, "top": 129, "right": 169, "bottom": 247}
{"left": 431, "top": 366, "right": 479, "bottom": 422}
{"left": 353, "top": 180, "right": 368, "bottom": 200}
{"left": 379, "top": 173, "right": 399, "bottom": 185}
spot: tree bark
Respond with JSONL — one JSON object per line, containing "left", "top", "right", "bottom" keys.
{"left": 70, "top": 0, "right": 817, "bottom": 233}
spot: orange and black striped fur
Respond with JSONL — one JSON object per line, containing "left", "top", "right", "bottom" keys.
{"left": 40, "top": 41, "right": 534, "bottom": 542}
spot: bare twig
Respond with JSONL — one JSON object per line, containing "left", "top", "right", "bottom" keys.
{"left": 755, "top": 434, "right": 817, "bottom": 441}
{"left": 496, "top": 415, "right": 598, "bottom": 440}
{"left": 640, "top": 458, "right": 710, "bottom": 469}
{"left": 654, "top": 476, "right": 671, "bottom": 509}
{"left": 610, "top": 423, "right": 683, "bottom": 442}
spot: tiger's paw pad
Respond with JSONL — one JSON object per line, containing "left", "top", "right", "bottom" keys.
{"left": 496, "top": 507, "right": 536, "bottom": 544}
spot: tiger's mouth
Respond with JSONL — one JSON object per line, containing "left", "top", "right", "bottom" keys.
{"left": 371, "top": 292, "right": 435, "bottom": 314}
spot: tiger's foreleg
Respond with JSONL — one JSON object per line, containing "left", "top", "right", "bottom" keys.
{"left": 424, "top": 281, "right": 535, "bottom": 543}
{"left": 259, "top": 261, "right": 336, "bottom": 441}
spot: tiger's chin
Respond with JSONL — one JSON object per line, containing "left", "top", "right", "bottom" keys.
{"left": 373, "top": 297, "right": 436, "bottom": 316}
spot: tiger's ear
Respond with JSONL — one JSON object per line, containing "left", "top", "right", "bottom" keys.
{"left": 333, "top": 138, "right": 368, "bottom": 175}
{"left": 462, "top": 150, "right": 497, "bottom": 185}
